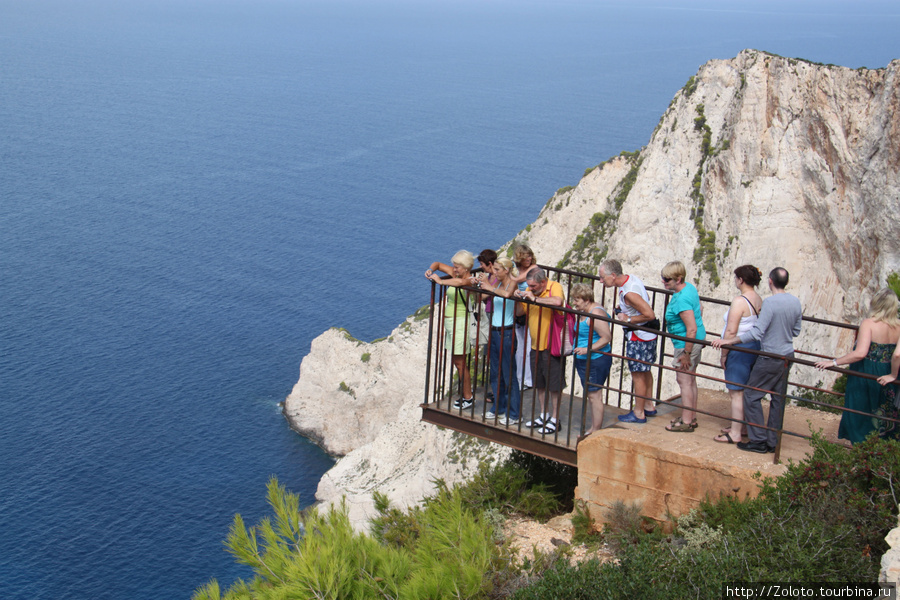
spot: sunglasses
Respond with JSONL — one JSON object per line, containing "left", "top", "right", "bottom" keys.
{"left": 661, "top": 276, "right": 673, "bottom": 283}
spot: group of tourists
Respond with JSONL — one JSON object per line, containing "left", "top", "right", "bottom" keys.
{"left": 426, "top": 246, "right": 900, "bottom": 449}
{"left": 426, "top": 245, "right": 611, "bottom": 436}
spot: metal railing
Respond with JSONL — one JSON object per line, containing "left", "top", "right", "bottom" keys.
{"left": 421, "top": 264, "right": 899, "bottom": 465}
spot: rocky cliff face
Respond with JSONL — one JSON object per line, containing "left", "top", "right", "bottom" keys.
{"left": 284, "top": 313, "right": 507, "bottom": 529}
{"left": 285, "top": 50, "right": 900, "bottom": 530}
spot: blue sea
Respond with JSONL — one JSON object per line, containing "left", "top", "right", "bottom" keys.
{"left": 1, "top": 0, "right": 896, "bottom": 597}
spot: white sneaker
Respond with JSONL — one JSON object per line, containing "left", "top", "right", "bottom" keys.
{"left": 499, "top": 416, "right": 519, "bottom": 426}
{"left": 453, "top": 398, "right": 473, "bottom": 410}
{"left": 485, "top": 411, "right": 497, "bottom": 419}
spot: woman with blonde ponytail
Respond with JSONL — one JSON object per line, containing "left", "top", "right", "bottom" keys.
{"left": 816, "top": 288, "right": 900, "bottom": 442}
{"left": 474, "top": 257, "right": 521, "bottom": 425}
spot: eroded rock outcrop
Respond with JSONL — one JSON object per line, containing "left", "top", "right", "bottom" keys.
{"left": 284, "top": 312, "right": 508, "bottom": 529}
{"left": 286, "top": 50, "right": 900, "bottom": 530}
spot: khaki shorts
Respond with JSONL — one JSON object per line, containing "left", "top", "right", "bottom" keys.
{"left": 672, "top": 345, "right": 703, "bottom": 370}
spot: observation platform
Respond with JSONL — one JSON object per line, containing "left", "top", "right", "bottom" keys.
{"left": 420, "top": 263, "right": 877, "bottom": 524}
{"left": 423, "top": 385, "right": 842, "bottom": 524}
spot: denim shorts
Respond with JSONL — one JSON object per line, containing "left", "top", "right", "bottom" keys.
{"left": 574, "top": 354, "right": 612, "bottom": 391}
{"left": 723, "top": 340, "right": 760, "bottom": 390}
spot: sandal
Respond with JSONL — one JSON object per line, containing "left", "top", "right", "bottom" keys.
{"left": 720, "top": 427, "right": 747, "bottom": 436}
{"left": 666, "top": 418, "right": 695, "bottom": 433}
{"left": 673, "top": 417, "right": 699, "bottom": 429}
{"left": 537, "top": 418, "right": 558, "bottom": 435}
{"left": 714, "top": 432, "right": 737, "bottom": 444}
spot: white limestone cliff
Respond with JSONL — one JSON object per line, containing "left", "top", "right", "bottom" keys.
{"left": 285, "top": 50, "right": 900, "bottom": 531}
{"left": 284, "top": 312, "right": 508, "bottom": 529}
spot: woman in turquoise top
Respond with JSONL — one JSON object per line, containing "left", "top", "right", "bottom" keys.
{"left": 426, "top": 250, "right": 475, "bottom": 410}
{"left": 661, "top": 261, "right": 706, "bottom": 432}
{"left": 474, "top": 257, "right": 521, "bottom": 424}
{"left": 569, "top": 283, "right": 612, "bottom": 439}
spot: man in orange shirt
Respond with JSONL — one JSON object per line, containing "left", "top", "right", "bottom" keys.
{"left": 516, "top": 268, "right": 566, "bottom": 434}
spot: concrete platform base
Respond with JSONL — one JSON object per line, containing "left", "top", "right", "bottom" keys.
{"left": 576, "top": 388, "right": 844, "bottom": 529}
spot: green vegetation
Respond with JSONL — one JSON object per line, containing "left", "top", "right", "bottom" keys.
{"left": 334, "top": 327, "right": 363, "bottom": 345}
{"left": 888, "top": 272, "right": 900, "bottom": 299}
{"left": 557, "top": 210, "right": 618, "bottom": 272}
{"left": 689, "top": 104, "right": 721, "bottom": 286}
{"left": 682, "top": 75, "right": 698, "bottom": 97}
{"left": 556, "top": 186, "right": 575, "bottom": 196}
{"left": 514, "top": 435, "right": 900, "bottom": 599}
{"left": 193, "top": 481, "right": 505, "bottom": 600}
{"left": 360, "top": 352, "right": 371, "bottom": 363}
{"left": 194, "top": 452, "right": 576, "bottom": 600}
{"left": 196, "top": 437, "right": 900, "bottom": 600}
{"left": 611, "top": 155, "right": 643, "bottom": 212}
{"left": 399, "top": 304, "right": 432, "bottom": 334}
{"left": 338, "top": 381, "right": 355, "bottom": 398}
{"left": 794, "top": 377, "right": 847, "bottom": 414}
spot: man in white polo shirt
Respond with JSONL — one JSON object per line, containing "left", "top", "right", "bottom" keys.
{"left": 599, "top": 259, "right": 659, "bottom": 424}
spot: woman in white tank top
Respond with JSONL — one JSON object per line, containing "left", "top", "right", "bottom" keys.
{"left": 715, "top": 265, "right": 763, "bottom": 444}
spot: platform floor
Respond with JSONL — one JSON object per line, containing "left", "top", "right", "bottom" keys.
{"left": 424, "top": 385, "right": 845, "bottom": 469}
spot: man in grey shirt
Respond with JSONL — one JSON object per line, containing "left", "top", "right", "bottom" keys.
{"left": 713, "top": 267, "right": 802, "bottom": 453}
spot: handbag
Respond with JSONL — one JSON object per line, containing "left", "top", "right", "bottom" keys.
{"left": 550, "top": 305, "right": 575, "bottom": 357}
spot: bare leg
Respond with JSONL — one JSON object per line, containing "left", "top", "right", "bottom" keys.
{"left": 587, "top": 390, "right": 604, "bottom": 434}
{"left": 676, "top": 369, "right": 698, "bottom": 423}
{"left": 453, "top": 354, "right": 472, "bottom": 399}
{"left": 534, "top": 387, "right": 547, "bottom": 417}
{"left": 631, "top": 371, "right": 653, "bottom": 418}
{"left": 550, "top": 390, "right": 561, "bottom": 422}
{"left": 726, "top": 389, "right": 745, "bottom": 438}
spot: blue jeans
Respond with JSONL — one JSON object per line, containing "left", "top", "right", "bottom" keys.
{"left": 490, "top": 328, "right": 520, "bottom": 420}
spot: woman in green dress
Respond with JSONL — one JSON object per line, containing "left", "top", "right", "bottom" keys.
{"left": 426, "top": 250, "right": 475, "bottom": 409}
{"left": 816, "top": 289, "right": 900, "bottom": 443}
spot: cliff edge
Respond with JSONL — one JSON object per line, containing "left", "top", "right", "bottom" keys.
{"left": 285, "top": 50, "right": 900, "bottom": 530}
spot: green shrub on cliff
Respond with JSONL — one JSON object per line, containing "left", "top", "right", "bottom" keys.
{"left": 514, "top": 434, "right": 900, "bottom": 600}
{"left": 195, "top": 437, "right": 899, "bottom": 600}
{"left": 194, "top": 479, "right": 506, "bottom": 600}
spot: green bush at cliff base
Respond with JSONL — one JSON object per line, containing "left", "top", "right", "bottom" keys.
{"left": 193, "top": 479, "right": 508, "bottom": 600}
{"left": 513, "top": 434, "right": 900, "bottom": 600}
{"left": 194, "top": 436, "right": 900, "bottom": 600}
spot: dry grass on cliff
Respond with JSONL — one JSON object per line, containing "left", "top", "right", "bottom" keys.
{"left": 503, "top": 513, "right": 616, "bottom": 566}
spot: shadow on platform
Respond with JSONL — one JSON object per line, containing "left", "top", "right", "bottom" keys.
{"left": 422, "top": 387, "right": 844, "bottom": 524}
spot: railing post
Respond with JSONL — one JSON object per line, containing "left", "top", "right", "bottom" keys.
{"left": 424, "top": 281, "right": 437, "bottom": 407}
{"left": 655, "top": 291, "right": 670, "bottom": 403}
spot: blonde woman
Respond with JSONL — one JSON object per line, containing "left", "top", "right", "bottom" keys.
{"left": 426, "top": 250, "right": 475, "bottom": 409}
{"left": 512, "top": 245, "right": 538, "bottom": 390}
{"left": 660, "top": 261, "right": 706, "bottom": 432}
{"left": 474, "top": 257, "right": 521, "bottom": 424}
{"left": 816, "top": 289, "right": 900, "bottom": 443}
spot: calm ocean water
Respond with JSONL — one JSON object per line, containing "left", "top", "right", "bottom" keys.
{"left": 1, "top": 0, "right": 896, "bottom": 597}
